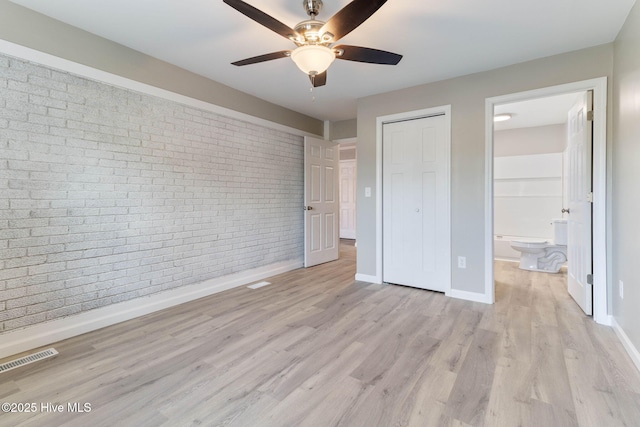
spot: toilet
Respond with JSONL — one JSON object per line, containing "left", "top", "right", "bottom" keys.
{"left": 510, "top": 219, "right": 567, "bottom": 273}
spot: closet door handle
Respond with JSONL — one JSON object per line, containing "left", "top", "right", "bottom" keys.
{"left": 562, "top": 208, "right": 570, "bottom": 214}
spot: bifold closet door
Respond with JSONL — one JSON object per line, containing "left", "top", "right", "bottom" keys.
{"left": 382, "top": 114, "right": 449, "bottom": 291}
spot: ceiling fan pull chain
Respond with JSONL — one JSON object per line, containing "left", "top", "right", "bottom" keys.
{"left": 309, "top": 77, "right": 316, "bottom": 102}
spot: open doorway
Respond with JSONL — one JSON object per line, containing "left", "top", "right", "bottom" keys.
{"left": 492, "top": 92, "right": 584, "bottom": 309}
{"left": 485, "top": 78, "right": 608, "bottom": 324}
{"left": 339, "top": 140, "right": 357, "bottom": 242}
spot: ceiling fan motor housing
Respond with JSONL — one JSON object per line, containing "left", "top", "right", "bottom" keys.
{"left": 294, "top": 20, "right": 329, "bottom": 44}
{"left": 304, "top": 0, "right": 323, "bottom": 17}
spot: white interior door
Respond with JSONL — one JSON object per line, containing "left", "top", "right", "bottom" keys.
{"left": 382, "top": 114, "right": 450, "bottom": 291}
{"left": 304, "top": 136, "right": 339, "bottom": 267}
{"left": 339, "top": 159, "right": 357, "bottom": 239}
{"left": 567, "top": 91, "right": 593, "bottom": 315}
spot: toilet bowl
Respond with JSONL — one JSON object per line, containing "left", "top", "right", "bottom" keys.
{"left": 510, "top": 220, "right": 567, "bottom": 273}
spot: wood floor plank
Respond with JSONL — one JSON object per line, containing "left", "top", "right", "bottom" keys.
{"left": 530, "top": 321, "right": 577, "bottom": 416}
{"left": 403, "top": 365, "right": 457, "bottom": 426}
{"left": 530, "top": 398, "right": 579, "bottom": 427}
{"left": 349, "top": 312, "right": 427, "bottom": 385}
{"left": 565, "top": 348, "right": 639, "bottom": 427}
{"left": 557, "top": 311, "right": 598, "bottom": 355}
{"left": 429, "top": 308, "right": 483, "bottom": 373}
{"left": 0, "top": 380, "right": 20, "bottom": 400}
{"left": 484, "top": 357, "right": 532, "bottom": 427}
{"left": 259, "top": 342, "right": 366, "bottom": 426}
{"left": 444, "top": 328, "right": 501, "bottom": 426}
{"left": 584, "top": 321, "right": 640, "bottom": 395}
{"left": 501, "top": 304, "right": 532, "bottom": 363}
{"left": 297, "top": 377, "right": 368, "bottom": 427}
{"left": 260, "top": 321, "right": 372, "bottom": 401}
{"left": 335, "top": 328, "right": 441, "bottom": 427}
{"left": 187, "top": 390, "right": 280, "bottom": 427}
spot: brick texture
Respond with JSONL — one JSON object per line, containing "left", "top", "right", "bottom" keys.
{"left": 0, "top": 54, "right": 304, "bottom": 332}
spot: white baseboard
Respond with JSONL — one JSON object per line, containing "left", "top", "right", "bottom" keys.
{"left": 598, "top": 314, "right": 613, "bottom": 327}
{"left": 0, "top": 259, "right": 302, "bottom": 360}
{"left": 612, "top": 317, "right": 640, "bottom": 374}
{"left": 355, "top": 273, "right": 381, "bottom": 284}
{"left": 446, "top": 288, "right": 493, "bottom": 304}
{"left": 494, "top": 257, "right": 519, "bottom": 263}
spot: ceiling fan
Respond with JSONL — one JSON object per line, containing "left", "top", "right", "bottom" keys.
{"left": 223, "top": 0, "right": 402, "bottom": 87}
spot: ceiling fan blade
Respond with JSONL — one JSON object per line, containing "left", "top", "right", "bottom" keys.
{"left": 223, "top": 0, "right": 299, "bottom": 40}
{"left": 309, "top": 71, "right": 327, "bottom": 87}
{"left": 334, "top": 45, "right": 402, "bottom": 65}
{"left": 232, "top": 51, "right": 291, "bottom": 66}
{"left": 320, "top": 0, "right": 388, "bottom": 42}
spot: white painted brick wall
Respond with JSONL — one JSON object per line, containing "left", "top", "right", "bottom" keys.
{"left": 0, "top": 54, "right": 304, "bottom": 332}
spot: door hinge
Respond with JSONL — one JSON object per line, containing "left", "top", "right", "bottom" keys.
{"left": 586, "top": 192, "right": 594, "bottom": 203}
{"left": 586, "top": 273, "right": 593, "bottom": 285}
{"left": 587, "top": 110, "right": 594, "bottom": 121}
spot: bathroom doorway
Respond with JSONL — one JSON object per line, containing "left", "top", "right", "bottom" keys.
{"left": 485, "top": 78, "right": 608, "bottom": 324}
{"left": 492, "top": 92, "right": 580, "bottom": 305}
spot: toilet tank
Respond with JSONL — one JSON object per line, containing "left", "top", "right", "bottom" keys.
{"left": 552, "top": 219, "right": 568, "bottom": 245}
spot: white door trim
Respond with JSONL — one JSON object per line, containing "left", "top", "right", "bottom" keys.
{"left": 375, "top": 105, "right": 452, "bottom": 290}
{"left": 484, "top": 77, "right": 608, "bottom": 325}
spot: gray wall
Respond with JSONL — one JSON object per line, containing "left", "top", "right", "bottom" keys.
{"left": 494, "top": 124, "right": 567, "bottom": 157}
{"left": 330, "top": 118, "right": 357, "bottom": 141}
{"left": 0, "top": 0, "right": 323, "bottom": 136}
{"left": 613, "top": 1, "right": 640, "bottom": 357}
{"left": 356, "top": 44, "right": 614, "bottom": 294}
{"left": 0, "top": 53, "right": 304, "bottom": 332}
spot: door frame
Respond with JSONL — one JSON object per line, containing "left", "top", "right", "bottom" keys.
{"left": 375, "top": 105, "right": 452, "bottom": 292}
{"left": 484, "top": 77, "right": 608, "bottom": 325}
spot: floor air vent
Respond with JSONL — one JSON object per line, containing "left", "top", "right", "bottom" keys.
{"left": 248, "top": 281, "right": 271, "bottom": 289}
{"left": 0, "top": 348, "right": 59, "bottom": 373}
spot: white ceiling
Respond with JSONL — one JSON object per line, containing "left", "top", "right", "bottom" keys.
{"left": 9, "top": 0, "right": 636, "bottom": 122}
{"left": 494, "top": 92, "right": 582, "bottom": 131}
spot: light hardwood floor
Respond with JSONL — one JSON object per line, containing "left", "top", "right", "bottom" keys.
{"left": 1, "top": 242, "right": 640, "bottom": 426}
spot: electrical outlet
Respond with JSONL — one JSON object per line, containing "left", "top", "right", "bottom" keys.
{"left": 458, "top": 256, "right": 466, "bottom": 269}
{"left": 619, "top": 280, "right": 624, "bottom": 299}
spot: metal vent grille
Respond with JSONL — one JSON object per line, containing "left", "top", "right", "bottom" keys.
{"left": 248, "top": 281, "right": 271, "bottom": 289}
{"left": 0, "top": 348, "right": 59, "bottom": 373}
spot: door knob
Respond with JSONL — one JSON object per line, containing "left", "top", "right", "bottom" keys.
{"left": 562, "top": 208, "right": 570, "bottom": 214}
{"left": 304, "top": 206, "right": 313, "bottom": 211}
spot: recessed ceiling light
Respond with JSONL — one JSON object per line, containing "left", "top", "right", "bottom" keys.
{"left": 494, "top": 113, "right": 512, "bottom": 122}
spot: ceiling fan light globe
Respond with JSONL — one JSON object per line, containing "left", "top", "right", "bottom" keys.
{"left": 291, "top": 45, "right": 336, "bottom": 75}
